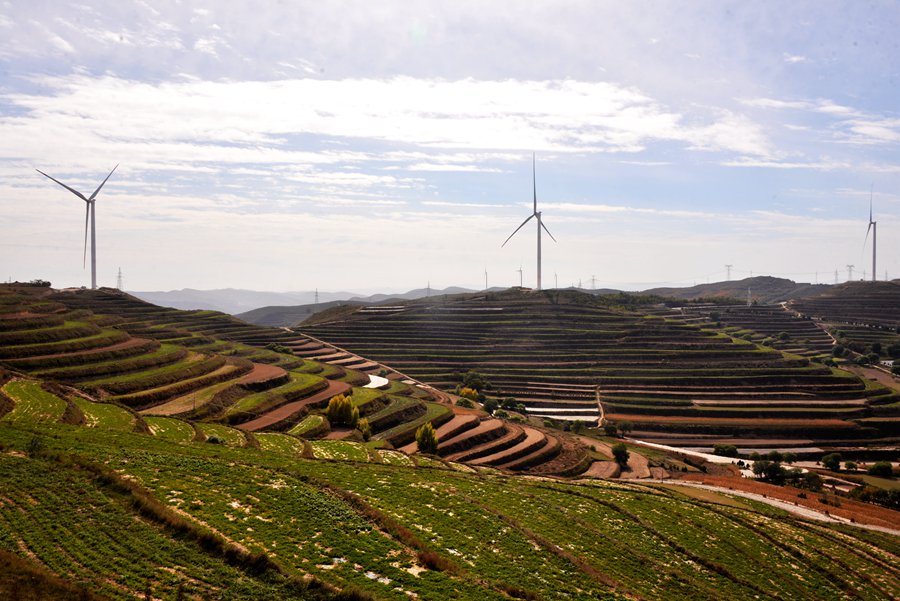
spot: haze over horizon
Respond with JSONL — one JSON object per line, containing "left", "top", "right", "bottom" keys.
{"left": 2, "top": 1, "right": 898, "bottom": 292}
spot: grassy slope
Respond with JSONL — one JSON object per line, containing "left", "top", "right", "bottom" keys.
{"left": 0, "top": 419, "right": 897, "bottom": 601}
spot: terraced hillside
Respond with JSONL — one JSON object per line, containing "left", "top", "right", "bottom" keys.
{"left": 789, "top": 281, "right": 900, "bottom": 360}
{"left": 680, "top": 304, "right": 835, "bottom": 357}
{"left": 300, "top": 289, "right": 900, "bottom": 452}
{"left": 2, "top": 413, "right": 899, "bottom": 600}
{"left": 0, "top": 285, "right": 595, "bottom": 475}
{"left": 790, "top": 281, "right": 900, "bottom": 330}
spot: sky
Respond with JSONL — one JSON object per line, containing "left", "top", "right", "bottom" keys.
{"left": 1, "top": 1, "right": 898, "bottom": 293}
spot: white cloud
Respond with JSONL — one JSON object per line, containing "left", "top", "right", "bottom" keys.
{"left": 783, "top": 53, "right": 808, "bottom": 64}
{"left": 2, "top": 75, "right": 772, "bottom": 160}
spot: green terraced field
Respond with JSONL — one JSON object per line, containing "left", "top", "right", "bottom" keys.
{"left": 1, "top": 419, "right": 896, "bottom": 601}
{"left": 73, "top": 397, "right": 136, "bottom": 430}
{"left": 1, "top": 380, "right": 66, "bottom": 423}
{"left": 309, "top": 440, "right": 371, "bottom": 462}
{"left": 144, "top": 416, "right": 196, "bottom": 442}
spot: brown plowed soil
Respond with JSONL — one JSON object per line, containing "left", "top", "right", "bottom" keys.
{"left": 606, "top": 414, "right": 857, "bottom": 427}
{"left": 583, "top": 461, "right": 620, "bottom": 478}
{"left": 447, "top": 423, "right": 526, "bottom": 462}
{"left": 437, "top": 418, "right": 505, "bottom": 454}
{"left": 619, "top": 448, "right": 651, "bottom": 479}
{"left": 496, "top": 432, "right": 560, "bottom": 471}
{"left": 238, "top": 379, "right": 351, "bottom": 432}
{"left": 238, "top": 362, "right": 287, "bottom": 385}
{"left": 679, "top": 473, "right": 900, "bottom": 530}
{"left": 469, "top": 427, "right": 544, "bottom": 465}
{"left": 399, "top": 414, "right": 479, "bottom": 454}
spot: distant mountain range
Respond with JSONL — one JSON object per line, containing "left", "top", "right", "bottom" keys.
{"left": 643, "top": 276, "right": 830, "bottom": 304}
{"left": 132, "top": 277, "right": 834, "bottom": 327}
{"left": 130, "top": 286, "right": 482, "bottom": 316}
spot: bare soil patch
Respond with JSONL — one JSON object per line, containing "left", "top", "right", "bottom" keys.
{"left": 679, "top": 473, "right": 900, "bottom": 531}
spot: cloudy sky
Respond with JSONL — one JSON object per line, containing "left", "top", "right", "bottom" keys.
{"left": 1, "top": 1, "right": 898, "bottom": 293}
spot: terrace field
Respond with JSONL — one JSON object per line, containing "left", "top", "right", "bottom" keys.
{"left": 3, "top": 284, "right": 589, "bottom": 474}
{"left": 1, "top": 416, "right": 898, "bottom": 600}
{"left": 300, "top": 288, "right": 900, "bottom": 454}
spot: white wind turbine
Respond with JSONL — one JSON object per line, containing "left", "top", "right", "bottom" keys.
{"left": 864, "top": 186, "right": 877, "bottom": 282}
{"left": 36, "top": 165, "right": 118, "bottom": 290}
{"left": 501, "top": 153, "right": 556, "bottom": 290}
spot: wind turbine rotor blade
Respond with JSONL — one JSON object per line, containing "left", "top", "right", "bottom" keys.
{"left": 89, "top": 164, "right": 118, "bottom": 200}
{"left": 501, "top": 214, "right": 535, "bottom": 247}
{"left": 83, "top": 203, "right": 90, "bottom": 268}
{"left": 540, "top": 219, "right": 557, "bottom": 243}
{"left": 35, "top": 169, "right": 88, "bottom": 201}
{"left": 532, "top": 152, "right": 537, "bottom": 214}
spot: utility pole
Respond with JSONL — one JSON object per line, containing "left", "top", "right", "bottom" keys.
{"left": 725, "top": 264, "right": 732, "bottom": 281}
{"left": 846, "top": 265, "right": 854, "bottom": 282}
{"left": 116, "top": 267, "right": 123, "bottom": 290}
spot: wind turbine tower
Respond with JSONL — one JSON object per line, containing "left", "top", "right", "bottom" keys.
{"left": 36, "top": 165, "right": 118, "bottom": 290}
{"left": 501, "top": 153, "right": 557, "bottom": 290}
{"left": 847, "top": 265, "right": 854, "bottom": 282}
{"left": 517, "top": 266, "right": 523, "bottom": 288}
{"left": 725, "top": 265, "right": 733, "bottom": 281}
{"left": 865, "top": 186, "right": 877, "bottom": 282}
{"left": 116, "top": 267, "right": 123, "bottom": 291}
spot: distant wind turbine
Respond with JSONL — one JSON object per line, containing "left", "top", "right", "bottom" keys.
{"left": 501, "top": 153, "right": 556, "bottom": 290}
{"left": 864, "top": 185, "right": 877, "bottom": 282}
{"left": 36, "top": 165, "right": 118, "bottom": 289}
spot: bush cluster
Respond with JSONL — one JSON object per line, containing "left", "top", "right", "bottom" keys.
{"left": 325, "top": 395, "right": 358, "bottom": 428}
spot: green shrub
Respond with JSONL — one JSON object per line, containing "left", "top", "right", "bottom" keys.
{"left": 821, "top": 452, "right": 842, "bottom": 472}
{"left": 867, "top": 461, "right": 894, "bottom": 478}
{"left": 712, "top": 444, "right": 739, "bottom": 458}
{"left": 325, "top": 394, "right": 359, "bottom": 428}
{"left": 612, "top": 443, "right": 629, "bottom": 467}
{"left": 357, "top": 417, "right": 371, "bottom": 441}
{"left": 456, "top": 398, "right": 474, "bottom": 409}
{"left": 415, "top": 422, "right": 438, "bottom": 454}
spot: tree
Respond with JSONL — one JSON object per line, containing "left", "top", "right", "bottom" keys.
{"left": 844, "top": 460, "right": 857, "bottom": 471}
{"left": 867, "top": 461, "right": 894, "bottom": 478}
{"left": 752, "top": 460, "right": 786, "bottom": 484}
{"left": 618, "top": 421, "right": 633, "bottom": 437}
{"left": 712, "top": 444, "right": 739, "bottom": 458}
{"left": 325, "top": 394, "right": 359, "bottom": 428}
{"left": 603, "top": 423, "right": 619, "bottom": 437}
{"left": 357, "top": 417, "right": 371, "bottom": 441}
{"left": 612, "top": 443, "right": 629, "bottom": 467}
{"left": 832, "top": 345, "right": 846, "bottom": 358}
{"left": 821, "top": 452, "right": 842, "bottom": 472}
{"left": 415, "top": 422, "right": 438, "bottom": 455}
{"left": 482, "top": 398, "right": 499, "bottom": 414}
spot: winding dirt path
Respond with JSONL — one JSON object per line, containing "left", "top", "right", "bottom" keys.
{"left": 238, "top": 379, "right": 351, "bottom": 432}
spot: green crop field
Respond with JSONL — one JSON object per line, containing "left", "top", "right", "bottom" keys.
{"left": 144, "top": 416, "right": 196, "bottom": 442}
{"left": 1, "top": 380, "right": 67, "bottom": 423}
{"left": 73, "top": 397, "right": 136, "bottom": 430}
{"left": 1, "top": 419, "right": 896, "bottom": 600}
